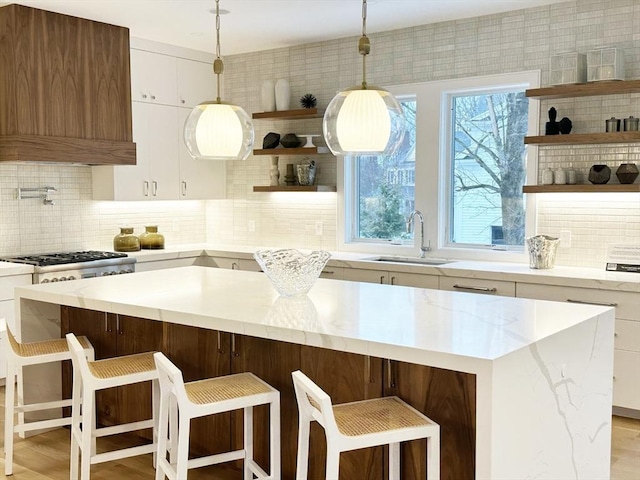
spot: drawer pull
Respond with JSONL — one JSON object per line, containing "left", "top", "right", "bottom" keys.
{"left": 453, "top": 284, "right": 497, "bottom": 293}
{"left": 380, "top": 276, "right": 385, "bottom": 284}
{"left": 390, "top": 276, "right": 396, "bottom": 285}
{"left": 217, "top": 331, "right": 224, "bottom": 354}
{"left": 386, "top": 359, "right": 395, "bottom": 389}
{"left": 323, "top": 270, "right": 335, "bottom": 275}
{"left": 566, "top": 299, "right": 618, "bottom": 307}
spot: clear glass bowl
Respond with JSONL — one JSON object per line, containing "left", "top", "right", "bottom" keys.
{"left": 253, "top": 249, "right": 331, "bottom": 296}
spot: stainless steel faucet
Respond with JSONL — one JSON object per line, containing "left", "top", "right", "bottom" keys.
{"left": 406, "top": 210, "right": 431, "bottom": 258}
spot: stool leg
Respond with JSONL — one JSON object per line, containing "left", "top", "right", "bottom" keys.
{"left": 152, "top": 378, "right": 159, "bottom": 467}
{"left": 4, "top": 359, "right": 15, "bottom": 476}
{"left": 243, "top": 406, "right": 253, "bottom": 480}
{"left": 325, "top": 442, "right": 340, "bottom": 480}
{"left": 427, "top": 432, "right": 440, "bottom": 480}
{"left": 80, "top": 388, "right": 94, "bottom": 480}
{"left": 16, "top": 365, "right": 25, "bottom": 439}
{"left": 389, "top": 442, "right": 400, "bottom": 480}
{"left": 270, "top": 397, "right": 281, "bottom": 480}
{"left": 169, "top": 395, "right": 178, "bottom": 464}
{"left": 70, "top": 371, "right": 83, "bottom": 480}
{"left": 176, "top": 413, "right": 190, "bottom": 479}
{"left": 154, "top": 388, "right": 169, "bottom": 480}
{"left": 295, "top": 416, "right": 310, "bottom": 480}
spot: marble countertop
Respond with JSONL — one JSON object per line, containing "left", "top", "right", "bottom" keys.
{"left": 15, "top": 266, "right": 611, "bottom": 372}
{"left": 0, "top": 262, "right": 34, "bottom": 277}
{"left": 130, "top": 243, "right": 640, "bottom": 292}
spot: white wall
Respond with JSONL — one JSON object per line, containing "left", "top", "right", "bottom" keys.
{"left": 0, "top": 0, "right": 638, "bottom": 268}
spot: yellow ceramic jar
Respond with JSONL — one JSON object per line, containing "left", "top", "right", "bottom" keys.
{"left": 139, "top": 225, "right": 165, "bottom": 250}
{"left": 113, "top": 227, "right": 140, "bottom": 252}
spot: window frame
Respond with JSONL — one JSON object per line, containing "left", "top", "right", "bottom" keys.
{"left": 337, "top": 71, "right": 540, "bottom": 262}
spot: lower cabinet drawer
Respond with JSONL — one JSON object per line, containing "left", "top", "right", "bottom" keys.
{"left": 616, "top": 319, "right": 640, "bottom": 353}
{"left": 320, "top": 266, "right": 344, "bottom": 280}
{"left": 613, "top": 349, "right": 640, "bottom": 410}
{"left": 439, "top": 276, "right": 515, "bottom": 297}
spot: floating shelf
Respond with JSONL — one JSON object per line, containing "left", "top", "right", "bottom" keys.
{"left": 253, "top": 185, "right": 337, "bottom": 193}
{"left": 253, "top": 146, "right": 330, "bottom": 156}
{"left": 523, "top": 184, "right": 640, "bottom": 193}
{"left": 525, "top": 80, "right": 640, "bottom": 99}
{"left": 524, "top": 132, "right": 640, "bottom": 145}
{"left": 252, "top": 108, "right": 323, "bottom": 120}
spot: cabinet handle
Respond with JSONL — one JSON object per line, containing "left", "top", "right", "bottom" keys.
{"left": 566, "top": 299, "right": 618, "bottom": 307}
{"left": 231, "top": 262, "right": 239, "bottom": 270}
{"left": 150, "top": 94, "right": 156, "bottom": 100}
{"left": 365, "top": 356, "right": 373, "bottom": 383}
{"left": 453, "top": 284, "right": 497, "bottom": 293}
{"left": 380, "top": 275, "right": 385, "bottom": 284}
{"left": 104, "top": 312, "right": 112, "bottom": 332}
{"left": 614, "top": 332, "right": 618, "bottom": 337}
{"left": 217, "top": 331, "right": 224, "bottom": 354}
{"left": 143, "top": 181, "right": 149, "bottom": 196}
{"left": 180, "top": 98, "right": 185, "bottom": 104}
{"left": 152, "top": 181, "right": 158, "bottom": 196}
{"left": 390, "top": 276, "right": 396, "bottom": 285}
{"left": 322, "top": 270, "right": 334, "bottom": 275}
{"left": 386, "top": 359, "right": 395, "bottom": 389}
{"left": 181, "top": 181, "right": 187, "bottom": 196}
{"left": 116, "top": 315, "right": 123, "bottom": 335}
{"left": 141, "top": 93, "right": 147, "bottom": 99}
{"left": 231, "top": 334, "right": 239, "bottom": 357}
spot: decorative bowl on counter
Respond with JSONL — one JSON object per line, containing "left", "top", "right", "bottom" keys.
{"left": 253, "top": 249, "right": 331, "bottom": 296}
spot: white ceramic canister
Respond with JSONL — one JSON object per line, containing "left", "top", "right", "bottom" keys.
{"left": 261, "top": 80, "right": 276, "bottom": 112}
{"left": 554, "top": 168, "right": 567, "bottom": 185}
{"left": 275, "top": 79, "right": 291, "bottom": 111}
{"left": 542, "top": 168, "right": 554, "bottom": 185}
{"left": 566, "top": 169, "right": 577, "bottom": 185}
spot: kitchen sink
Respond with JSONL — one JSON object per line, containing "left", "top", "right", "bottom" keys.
{"left": 365, "top": 256, "right": 455, "bottom": 266}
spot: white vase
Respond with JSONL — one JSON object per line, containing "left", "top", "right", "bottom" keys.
{"left": 270, "top": 156, "right": 280, "bottom": 186}
{"left": 275, "top": 79, "right": 291, "bottom": 111}
{"left": 261, "top": 80, "right": 276, "bottom": 112}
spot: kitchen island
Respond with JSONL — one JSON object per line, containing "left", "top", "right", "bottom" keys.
{"left": 15, "top": 266, "right": 614, "bottom": 479}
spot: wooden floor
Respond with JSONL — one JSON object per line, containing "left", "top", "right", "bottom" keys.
{"left": 0, "top": 386, "right": 638, "bottom": 479}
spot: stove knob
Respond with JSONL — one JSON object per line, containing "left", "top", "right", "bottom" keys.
{"left": 68, "top": 276, "right": 76, "bottom": 281}
{"left": 51, "top": 278, "right": 59, "bottom": 282}
{"left": 59, "top": 277, "right": 68, "bottom": 281}
{"left": 41, "top": 279, "right": 50, "bottom": 283}
{"left": 101, "top": 272, "right": 110, "bottom": 277}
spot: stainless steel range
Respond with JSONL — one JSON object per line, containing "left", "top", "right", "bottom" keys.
{"left": 0, "top": 251, "right": 136, "bottom": 284}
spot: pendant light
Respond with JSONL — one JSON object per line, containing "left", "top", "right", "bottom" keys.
{"left": 184, "top": 0, "right": 254, "bottom": 160}
{"left": 322, "top": 0, "right": 405, "bottom": 156}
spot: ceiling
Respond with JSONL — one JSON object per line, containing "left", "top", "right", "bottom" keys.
{"left": 5, "top": 0, "right": 569, "bottom": 55}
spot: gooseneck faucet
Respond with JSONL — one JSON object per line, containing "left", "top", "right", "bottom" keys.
{"left": 406, "top": 210, "right": 431, "bottom": 258}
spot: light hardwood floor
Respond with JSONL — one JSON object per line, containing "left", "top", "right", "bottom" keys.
{"left": 0, "top": 386, "right": 638, "bottom": 479}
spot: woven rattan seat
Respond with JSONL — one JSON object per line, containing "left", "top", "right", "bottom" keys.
{"left": 185, "top": 372, "right": 273, "bottom": 405}
{"left": 292, "top": 370, "right": 440, "bottom": 480}
{"left": 87, "top": 352, "right": 156, "bottom": 379}
{"left": 334, "top": 396, "right": 432, "bottom": 437}
{"left": 9, "top": 333, "right": 92, "bottom": 357}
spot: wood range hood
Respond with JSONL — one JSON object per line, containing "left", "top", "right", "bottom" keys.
{"left": 0, "top": 4, "right": 136, "bottom": 165}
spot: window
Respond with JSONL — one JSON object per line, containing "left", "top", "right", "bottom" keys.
{"left": 446, "top": 89, "right": 529, "bottom": 249}
{"left": 339, "top": 71, "right": 538, "bottom": 259}
{"left": 349, "top": 99, "right": 416, "bottom": 243}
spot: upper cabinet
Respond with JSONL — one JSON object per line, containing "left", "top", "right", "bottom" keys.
{"left": 0, "top": 4, "right": 136, "bottom": 165}
{"left": 93, "top": 47, "right": 224, "bottom": 201}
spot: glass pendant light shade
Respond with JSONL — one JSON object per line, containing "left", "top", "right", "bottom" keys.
{"left": 323, "top": 86, "right": 405, "bottom": 155}
{"left": 184, "top": 101, "right": 254, "bottom": 160}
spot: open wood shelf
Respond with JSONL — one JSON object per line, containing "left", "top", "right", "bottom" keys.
{"left": 524, "top": 132, "right": 640, "bottom": 145}
{"left": 253, "top": 146, "right": 330, "bottom": 156}
{"left": 523, "top": 184, "right": 640, "bottom": 193}
{"left": 525, "top": 80, "right": 640, "bottom": 99}
{"left": 253, "top": 185, "right": 337, "bottom": 193}
{"left": 252, "top": 108, "right": 323, "bottom": 120}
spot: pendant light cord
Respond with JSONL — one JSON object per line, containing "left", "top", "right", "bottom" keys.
{"left": 213, "top": 0, "right": 223, "bottom": 103}
{"left": 358, "top": 0, "right": 371, "bottom": 89}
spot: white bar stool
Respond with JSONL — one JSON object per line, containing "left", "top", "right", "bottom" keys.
{"left": 292, "top": 370, "right": 440, "bottom": 480}
{"left": 1, "top": 318, "right": 94, "bottom": 476}
{"left": 66, "top": 332, "right": 160, "bottom": 480}
{"left": 153, "top": 352, "right": 281, "bottom": 480}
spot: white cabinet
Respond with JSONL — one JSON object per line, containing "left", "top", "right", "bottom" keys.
{"left": 342, "top": 268, "right": 439, "bottom": 289}
{"left": 177, "top": 108, "right": 225, "bottom": 200}
{"left": 439, "top": 276, "right": 516, "bottom": 297}
{"left": 134, "top": 257, "right": 200, "bottom": 272}
{"left": 93, "top": 48, "right": 224, "bottom": 201}
{"left": 130, "top": 49, "right": 178, "bottom": 105}
{"left": 206, "top": 256, "right": 261, "bottom": 272}
{"left": 516, "top": 282, "right": 640, "bottom": 412}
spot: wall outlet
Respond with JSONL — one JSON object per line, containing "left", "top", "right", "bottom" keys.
{"left": 315, "top": 221, "right": 323, "bottom": 236}
{"left": 248, "top": 220, "right": 256, "bottom": 232}
{"left": 559, "top": 229, "right": 572, "bottom": 248}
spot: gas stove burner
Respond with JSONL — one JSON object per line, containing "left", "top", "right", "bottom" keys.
{"left": 0, "top": 250, "right": 128, "bottom": 267}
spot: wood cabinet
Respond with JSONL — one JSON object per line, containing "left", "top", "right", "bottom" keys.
{"left": 342, "top": 267, "right": 439, "bottom": 289}
{"left": 438, "top": 276, "right": 515, "bottom": 297}
{"left": 92, "top": 48, "right": 225, "bottom": 200}
{"left": 516, "top": 283, "right": 640, "bottom": 411}
{"left": 383, "top": 360, "right": 476, "bottom": 480}
{"left": 0, "top": 4, "right": 135, "bottom": 164}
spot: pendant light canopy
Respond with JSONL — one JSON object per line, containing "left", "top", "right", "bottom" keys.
{"left": 323, "top": 0, "right": 405, "bottom": 156}
{"left": 184, "top": 0, "right": 254, "bottom": 160}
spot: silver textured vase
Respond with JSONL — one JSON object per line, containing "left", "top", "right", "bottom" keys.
{"left": 526, "top": 235, "right": 560, "bottom": 269}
